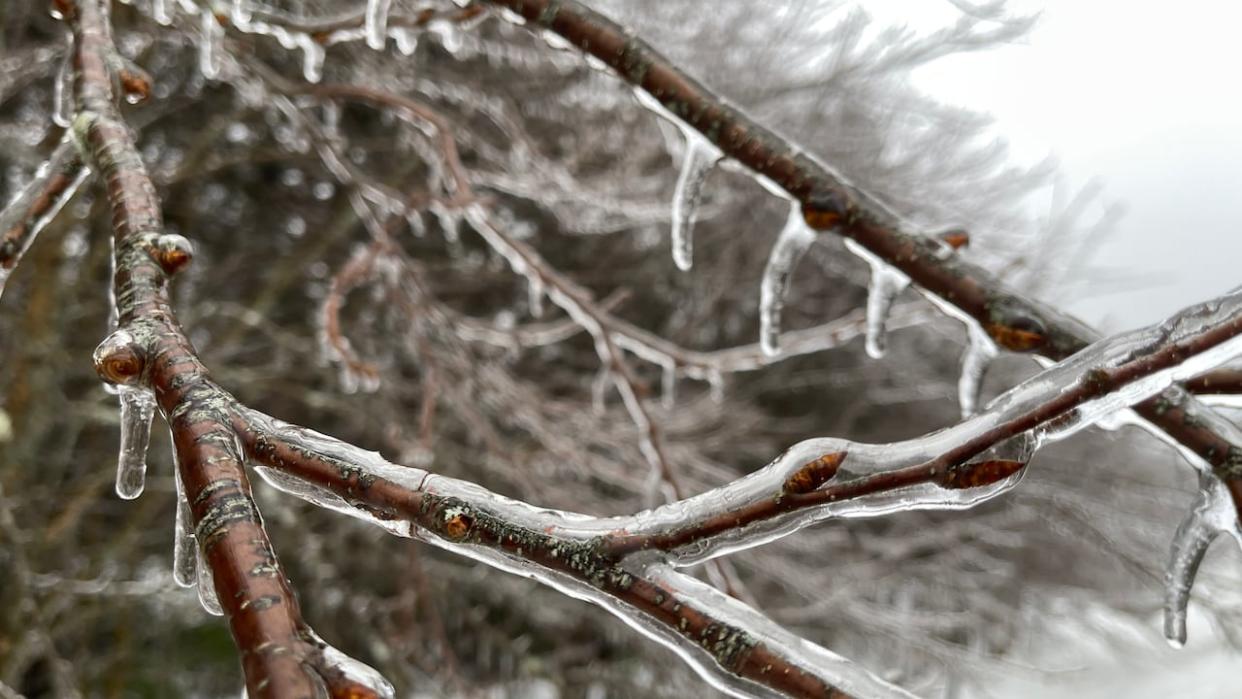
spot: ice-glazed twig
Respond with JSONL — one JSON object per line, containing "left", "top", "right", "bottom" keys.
{"left": 0, "top": 136, "right": 90, "bottom": 299}
{"left": 61, "top": 1, "right": 395, "bottom": 696}
{"left": 480, "top": 0, "right": 1242, "bottom": 516}
{"left": 234, "top": 286, "right": 1242, "bottom": 698}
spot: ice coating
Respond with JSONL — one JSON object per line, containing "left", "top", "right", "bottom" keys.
{"left": 152, "top": 0, "right": 171, "bottom": 25}
{"left": 240, "top": 278, "right": 1242, "bottom": 694}
{"left": 759, "top": 201, "right": 817, "bottom": 357}
{"left": 647, "top": 566, "right": 917, "bottom": 699}
{"left": 669, "top": 135, "right": 721, "bottom": 271}
{"left": 114, "top": 386, "right": 156, "bottom": 500}
{"left": 843, "top": 239, "right": 910, "bottom": 359}
{"left": 364, "top": 0, "right": 392, "bottom": 50}
{"left": 0, "top": 141, "right": 91, "bottom": 300}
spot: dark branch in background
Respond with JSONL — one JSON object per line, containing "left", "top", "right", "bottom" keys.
{"left": 480, "top": 0, "right": 1242, "bottom": 515}
{"left": 0, "top": 0, "right": 1237, "bottom": 696}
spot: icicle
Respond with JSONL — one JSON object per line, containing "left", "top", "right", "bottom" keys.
{"left": 199, "top": 10, "right": 221, "bottom": 80}
{"left": 1163, "top": 474, "right": 1239, "bottom": 648}
{"left": 53, "top": 50, "right": 73, "bottom": 129}
{"left": 172, "top": 457, "right": 197, "bottom": 588}
{"left": 759, "top": 201, "right": 817, "bottom": 356}
{"left": 527, "top": 275, "right": 544, "bottom": 318}
{"left": 843, "top": 239, "right": 910, "bottom": 359}
{"left": 661, "top": 360, "right": 676, "bottom": 410}
{"left": 958, "top": 323, "right": 998, "bottom": 418}
{"left": 114, "top": 387, "right": 156, "bottom": 500}
{"left": 707, "top": 369, "right": 725, "bottom": 403}
{"left": 297, "top": 36, "right": 325, "bottom": 83}
{"left": 591, "top": 368, "right": 610, "bottom": 415}
{"left": 153, "top": 0, "right": 171, "bottom": 25}
{"left": 230, "top": 0, "right": 252, "bottom": 29}
{"left": 669, "top": 136, "right": 719, "bottom": 271}
{"left": 364, "top": 0, "right": 392, "bottom": 50}
{"left": 392, "top": 28, "right": 418, "bottom": 56}
{"left": 196, "top": 548, "right": 223, "bottom": 615}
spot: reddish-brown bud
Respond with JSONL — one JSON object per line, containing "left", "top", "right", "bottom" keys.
{"left": 938, "top": 459, "right": 1025, "bottom": 489}
{"left": 93, "top": 330, "right": 145, "bottom": 385}
{"left": 802, "top": 190, "right": 849, "bottom": 231}
{"left": 783, "top": 451, "right": 846, "bottom": 494}
{"left": 150, "top": 234, "right": 194, "bottom": 275}
{"left": 938, "top": 229, "right": 970, "bottom": 250}
{"left": 443, "top": 510, "right": 472, "bottom": 540}
{"left": 118, "top": 66, "right": 153, "bottom": 105}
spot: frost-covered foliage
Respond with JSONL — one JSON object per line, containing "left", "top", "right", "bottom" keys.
{"left": 0, "top": 0, "right": 1238, "bottom": 697}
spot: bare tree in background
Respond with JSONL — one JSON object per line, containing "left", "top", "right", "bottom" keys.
{"left": 1, "top": 1, "right": 1240, "bottom": 697}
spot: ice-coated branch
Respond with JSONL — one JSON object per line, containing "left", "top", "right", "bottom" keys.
{"left": 234, "top": 285, "right": 1242, "bottom": 697}
{"left": 0, "top": 136, "right": 90, "bottom": 299}
{"left": 480, "top": 0, "right": 1242, "bottom": 516}
{"left": 60, "top": 1, "right": 393, "bottom": 696}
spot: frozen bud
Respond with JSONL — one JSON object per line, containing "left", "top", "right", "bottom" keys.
{"left": 50, "top": 0, "right": 74, "bottom": 20}
{"left": 801, "top": 190, "right": 848, "bottom": 230}
{"left": 93, "top": 329, "right": 145, "bottom": 385}
{"left": 118, "top": 64, "right": 153, "bottom": 105}
{"left": 150, "top": 234, "right": 194, "bottom": 275}
{"left": 937, "top": 229, "right": 970, "bottom": 250}
{"left": 938, "top": 459, "right": 1025, "bottom": 489}
{"left": 442, "top": 508, "right": 472, "bottom": 540}
{"left": 783, "top": 452, "right": 845, "bottom": 494}
{"left": 984, "top": 300, "right": 1048, "bottom": 352}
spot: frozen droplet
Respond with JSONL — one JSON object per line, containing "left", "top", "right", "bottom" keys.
{"left": 843, "top": 240, "right": 910, "bottom": 359}
{"left": 958, "top": 323, "right": 998, "bottom": 418}
{"left": 114, "top": 387, "right": 156, "bottom": 500}
{"left": 759, "top": 201, "right": 817, "bottom": 356}
{"left": 53, "top": 50, "right": 73, "bottom": 128}
{"left": 196, "top": 547, "right": 223, "bottom": 616}
{"left": 1163, "top": 474, "right": 1238, "bottom": 648}
{"left": 172, "top": 462, "right": 198, "bottom": 588}
{"left": 199, "top": 11, "right": 221, "bottom": 80}
{"left": 364, "top": 0, "right": 391, "bottom": 50}
{"left": 669, "top": 136, "right": 720, "bottom": 271}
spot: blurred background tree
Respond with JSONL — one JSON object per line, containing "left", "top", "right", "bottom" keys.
{"left": 0, "top": 1, "right": 1235, "bottom": 697}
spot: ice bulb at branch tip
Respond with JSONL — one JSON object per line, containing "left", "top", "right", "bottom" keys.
{"left": 93, "top": 329, "right": 145, "bottom": 385}
{"left": 759, "top": 201, "right": 817, "bottom": 357}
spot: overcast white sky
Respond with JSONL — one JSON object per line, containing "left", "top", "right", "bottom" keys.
{"left": 879, "top": 0, "right": 1242, "bottom": 331}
